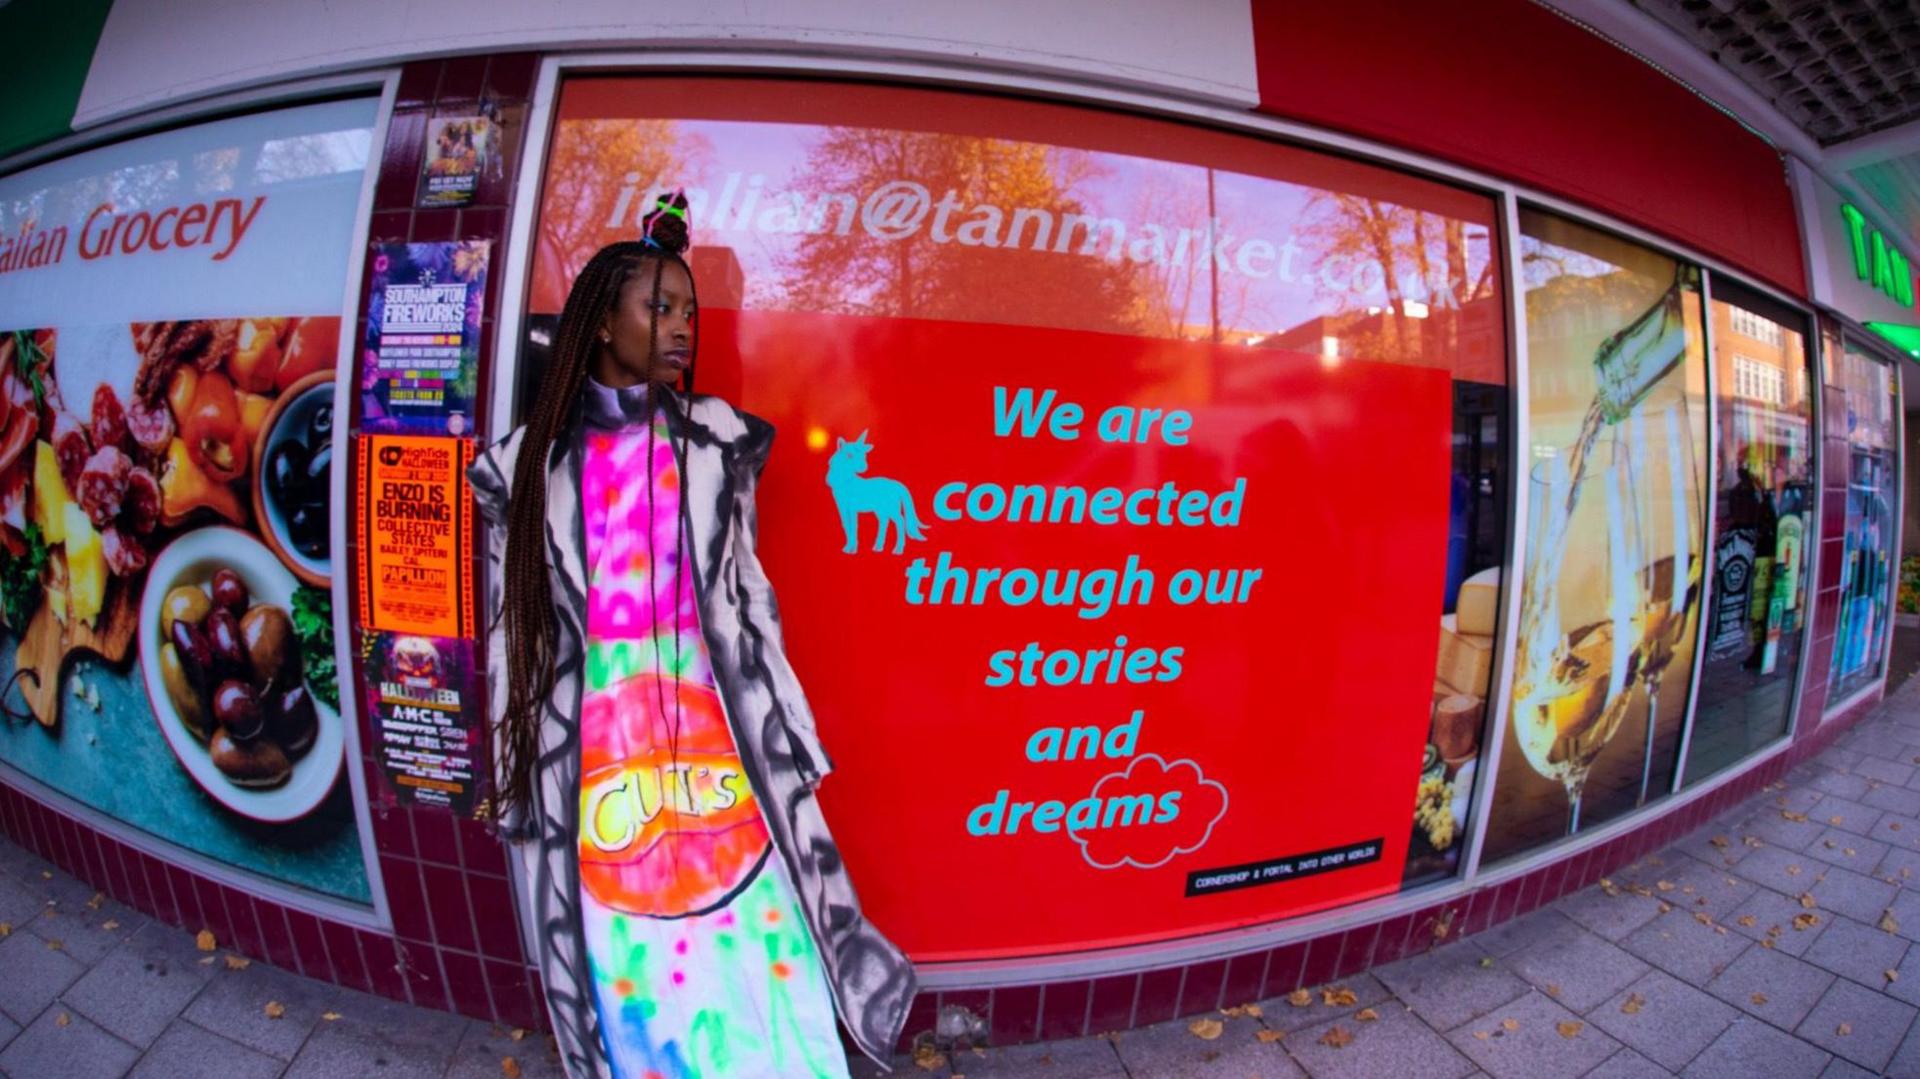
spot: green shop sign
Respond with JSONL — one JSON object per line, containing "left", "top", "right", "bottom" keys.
{"left": 1840, "top": 203, "right": 1915, "bottom": 308}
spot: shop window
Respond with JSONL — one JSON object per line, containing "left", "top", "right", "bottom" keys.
{"left": 0, "top": 99, "right": 378, "bottom": 906}
{"left": 1481, "top": 210, "right": 1709, "bottom": 864}
{"left": 517, "top": 77, "right": 1509, "bottom": 957}
{"left": 1684, "top": 283, "right": 1814, "bottom": 785}
{"left": 1828, "top": 337, "right": 1900, "bottom": 705}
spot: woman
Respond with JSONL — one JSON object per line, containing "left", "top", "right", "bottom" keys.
{"left": 469, "top": 195, "right": 915, "bottom": 1078}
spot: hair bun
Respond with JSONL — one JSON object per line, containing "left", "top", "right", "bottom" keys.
{"left": 642, "top": 190, "right": 691, "bottom": 255}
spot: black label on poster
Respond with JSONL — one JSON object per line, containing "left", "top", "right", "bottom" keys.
{"left": 1185, "top": 838, "right": 1384, "bottom": 897}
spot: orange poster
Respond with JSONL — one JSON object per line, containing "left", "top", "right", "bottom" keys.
{"left": 356, "top": 435, "right": 474, "bottom": 638}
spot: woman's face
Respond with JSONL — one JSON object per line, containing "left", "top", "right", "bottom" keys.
{"left": 594, "top": 258, "right": 695, "bottom": 388}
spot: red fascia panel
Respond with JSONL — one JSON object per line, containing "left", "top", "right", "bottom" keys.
{"left": 1251, "top": 0, "right": 1807, "bottom": 297}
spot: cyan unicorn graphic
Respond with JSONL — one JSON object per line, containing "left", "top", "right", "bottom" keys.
{"left": 826, "top": 431, "right": 926, "bottom": 554}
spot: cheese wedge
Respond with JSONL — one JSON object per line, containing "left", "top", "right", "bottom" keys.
{"left": 1455, "top": 566, "right": 1501, "bottom": 636}
{"left": 1438, "top": 613, "right": 1495, "bottom": 697}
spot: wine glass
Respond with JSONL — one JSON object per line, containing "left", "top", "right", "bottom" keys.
{"left": 1632, "top": 399, "right": 1700, "bottom": 804}
{"left": 1512, "top": 431, "right": 1639, "bottom": 834}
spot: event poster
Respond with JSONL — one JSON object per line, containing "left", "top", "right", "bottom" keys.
{"left": 0, "top": 100, "right": 376, "bottom": 904}
{"left": 361, "top": 629, "right": 482, "bottom": 815}
{"left": 526, "top": 76, "right": 1511, "bottom": 958}
{"left": 361, "top": 241, "right": 486, "bottom": 436}
{"left": 1480, "top": 211, "right": 1710, "bottom": 864}
{"left": 416, "top": 115, "right": 493, "bottom": 209}
{"left": 354, "top": 434, "right": 474, "bottom": 639}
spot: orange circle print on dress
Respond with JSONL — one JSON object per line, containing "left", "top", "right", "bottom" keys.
{"left": 578, "top": 674, "right": 771, "bottom": 917}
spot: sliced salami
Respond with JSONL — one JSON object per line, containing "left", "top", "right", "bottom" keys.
{"left": 122, "top": 467, "right": 162, "bottom": 536}
{"left": 90, "top": 384, "right": 129, "bottom": 452}
{"left": 76, "top": 444, "right": 132, "bottom": 528}
{"left": 126, "top": 397, "right": 174, "bottom": 455}
{"left": 52, "top": 412, "right": 90, "bottom": 490}
{"left": 102, "top": 527, "right": 148, "bottom": 576}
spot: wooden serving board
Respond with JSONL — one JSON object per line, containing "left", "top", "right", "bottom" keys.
{"left": 13, "top": 583, "right": 139, "bottom": 727}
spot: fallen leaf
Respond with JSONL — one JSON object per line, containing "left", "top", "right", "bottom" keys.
{"left": 1622, "top": 993, "right": 1645, "bottom": 1015}
{"left": 1287, "top": 989, "right": 1312, "bottom": 1007}
{"left": 1889, "top": 970, "right": 1902, "bottom": 983}
{"left": 263, "top": 1001, "right": 286, "bottom": 1020}
{"left": 39, "top": 871, "right": 50, "bottom": 879}
{"left": 1738, "top": 915, "right": 1757, "bottom": 928}
{"left": 1710, "top": 836, "right": 1730, "bottom": 848}
{"left": 1799, "top": 893, "right": 1819, "bottom": 909}
{"left": 0, "top": 923, "right": 9, "bottom": 937}
{"left": 1473, "top": 1030, "right": 1491, "bottom": 1041}
{"left": 1502, "top": 1018, "right": 1520, "bottom": 1032}
{"left": 1894, "top": 822, "right": 1904, "bottom": 832}
{"left": 1825, "top": 840, "right": 1839, "bottom": 849}
{"left": 508, "top": 1028, "right": 526, "bottom": 1042}
{"left": 1545, "top": 983, "right": 1562, "bottom": 998}
{"left": 1221, "top": 1003, "right": 1263, "bottom": 1019}
{"left": 501, "top": 1059, "right": 521, "bottom": 1079}
{"left": 195, "top": 929, "right": 216, "bottom": 952}
{"left": 1846, "top": 848, "right": 1858, "bottom": 857}
{"left": 1760, "top": 938, "right": 1777, "bottom": 950}
{"left": 198, "top": 956, "right": 216, "bottom": 966}
{"left": 1318, "top": 1026, "right": 1353, "bottom": 1048}
{"left": 322, "top": 1012, "right": 342, "bottom": 1021}
{"left": 1694, "top": 913, "right": 1714, "bottom": 926}
{"left": 1745, "top": 836, "right": 1764, "bottom": 848}
{"left": 1787, "top": 865, "right": 1803, "bottom": 876}
{"left": 1783, "top": 811, "right": 1809, "bottom": 822}
{"left": 1882, "top": 910, "right": 1902, "bottom": 935}
{"left": 84, "top": 893, "right": 103, "bottom": 911}
{"left": 1479, "top": 957, "right": 1494, "bottom": 969}
{"left": 224, "top": 954, "right": 251, "bottom": 971}
{"left": 1831, "top": 816, "right": 1845, "bottom": 825}
{"left": 1188, "top": 1017, "right": 1224, "bottom": 1040}
{"left": 55, "top": 1012, "right": 70, "bottom": 1028}
{"left": 1658, "top": 902, "right": 1674, "bottom": 914}
{"left": 100, "top": 920, "right": 118, "bottom": 931}
{"left": 1322, "top": 987, "right": 1358, "bottom": 1007}
{"left": 1356, "top": 1008, "right": 1380, "bottom": 1022}
{"left": 1838, "top": 1023, "right": 1853, "bottom": 1036}
{"left": 912, "top": 1043, "right": 947, "bottom": 1072}
{"left": 1753, "top": 992, "right": 1769, "bottom": 1005}
{"left": 1794, "top": 913, "right": 1821, "bottom": 930}
{"left": 1656, "top": 880, "right": 1675, "bottom": 892}
{"left": 44, "top": 938, "right": 61, "bottom": 951}
{"left": 1557, "top": 1020, "right": 1584, "bottom": 1039}
{"left": 1255, "top": 1029, "right": 1284, "bottom": 1043}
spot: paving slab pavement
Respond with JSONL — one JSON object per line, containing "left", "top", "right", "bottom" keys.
{"left": 15, "top": 661, "right": 1920, "bottom": 1074}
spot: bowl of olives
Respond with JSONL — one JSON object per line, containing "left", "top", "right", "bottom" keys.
{"left": 139, "top": 526, "right": 343, "bottom": 822}
{"left": 252, "top": 372, "right": 333, "bottom": 586}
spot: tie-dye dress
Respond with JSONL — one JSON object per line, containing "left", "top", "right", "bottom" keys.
{"left": 579, "top": 406, "right": 849, "bottom": 1079}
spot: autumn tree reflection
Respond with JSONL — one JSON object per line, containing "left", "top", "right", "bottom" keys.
{"left": 536, "top": 119, "right": 706, "bottom": 300}
{"left": 776, "top": 128, "right": 1152, "bottom": 335}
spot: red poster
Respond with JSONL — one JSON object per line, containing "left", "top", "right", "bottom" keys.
{"left": 702, "top": 312, "right": 1452, "bottom": 958}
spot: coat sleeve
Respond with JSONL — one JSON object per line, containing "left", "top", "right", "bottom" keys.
{"left": 729, "top": 416, "right": 835, "bottom": 788}
{"left": 466, "top": 429, "right": 534, "bottom": 841}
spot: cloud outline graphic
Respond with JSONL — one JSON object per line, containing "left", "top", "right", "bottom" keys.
{"left": 1069, "top": 753, "right": 1229, "bottom": 871}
